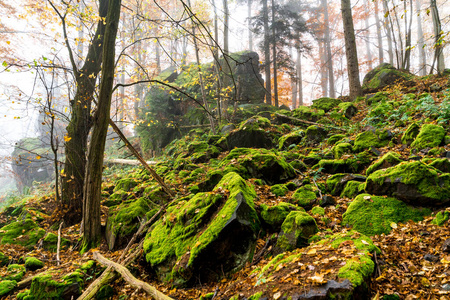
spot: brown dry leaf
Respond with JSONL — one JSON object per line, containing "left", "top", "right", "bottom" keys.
{"left": 308, "top": 273, "right": 327, "bottom": 284}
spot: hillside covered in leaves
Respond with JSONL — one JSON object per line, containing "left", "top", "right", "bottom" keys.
{"left": 0, "top": 64, "right": 450, "bottom": 299}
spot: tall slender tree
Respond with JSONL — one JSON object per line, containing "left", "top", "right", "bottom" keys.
{"left": 341, "top": 0, "right": 362, "bottom": 99}
{"left": 430, "top": 0, "right": 445, "bottom": 74}
{"left": 416, "top": 0, "right": 426, "bottom": 75}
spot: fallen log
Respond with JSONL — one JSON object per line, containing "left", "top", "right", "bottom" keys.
{"left": 105, "top": 158, "right": 157, "bottom": 166}
{"left": 93, "top": 252, "right": 173, "bottom": 300}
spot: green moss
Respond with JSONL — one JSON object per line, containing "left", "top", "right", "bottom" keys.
{"left": 366, "top": 151, "right": 402, "bottom": 176}
{"left": 338, "top": 255, "right": 374, "bottom": 287}
{"left": 25, "top": 257, "right": 44, "bottom": 271}
{"left": 342, "top": 194, "right": 431, "bottom": 235}
{"left": 327, "top": 134, "right": 347, "bottom": 145}
{"left": 270, "top": 184, "right": 289, "bottom": 196}
{"left": 0, "top": 280, "right": 17, "bottom": 296}
{"left": 291, "top": 106, "right": 325, "bottom": 122}
{"left": 43, "top": 233, "right": 70, "bottom": 252}
{"left": 426, "top": 158, "right": 450, "bottom": 172}
{"left": 312, "top": 97, "right": 342, "bottom": 112}
{"left": 17, "top": 289, "right": 30, "bottom": 300}
{"left": 431, "top": 211, "right": 449, "bottom": 226}
{"left": 28, "top": 272, "right": 84, "bottom": 299}
{"left": 96, "top": 284, "right": 114, "bottom": 300}
{"left": 113, "top": 178, "right": 138, "bottom": 192}
{"left": 260, "top": 202, "right": 303, "bottom": 230}
{"left": 341, "top": 181, "right": 364, "bottom": 198}
{"left": 0, "top": 252, "right": 9, "bottom": 266}
{"left": 320, "top": 230, "right": 379, "bottom": 253}
{"left": 411, "top": 124, "right": 445, "bottom": 150}
{"left": 238, "top": 116, "right": 271, "bottom": 131}
{"left": 276, "top": 211, "right": 318, "bottom": 251}
{"left": 278, "top": 130, "right": 304, "bottom": 149}
{"left": 332, "top": 142, "right": 353, "bottom": 159}
{"left": 6, "top": 264, "right": 26, "bottom": 281}
{"left": 248, "top": 292, "right": 264, "bottom": 300}
{"left": 304, "top": 125, "right": 327, "bottom": 143}
{"left": 401, "top": 122, "right": 420, "bottom": 145}
{"left": 367, "top": 161, "right": 450, "bottom": 203}
{"left": 353, "top": 130, "right": 387, "bottom": 152}
{"left": 326, "top": 174, "right": 347, "bottom": 195}
{"left": 311, "top": 206, "right": 325, "bottom": 216}
{"left": 291, "top": 185, "right": 317, "bottom": 209}
{"left": 0, "top": 219, "right": 45, "bottom": 248}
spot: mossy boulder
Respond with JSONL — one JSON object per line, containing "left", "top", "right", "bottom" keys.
{"left": 327, "top": 134, "right": 347, "bottom": 145}
{"left": 275, "top": 211, "right": 318, "bottom": 252}
{"left": 312, "top": 97, "right": 342, "bottom": 112}
{"left": 225, "top": 117, "right": 278, "bottom": 150}
{"left": 27, "top": 272, "right": 84, "bottom": 300}
{"left": 341, "top": 181, "right": 365, "bottom": 198}
{"left": 332, "top": 142, "right": 353, "bottom": 159}
{"left": 316, "top": 151, "right": 373, "bottom": 174}
{"left": 143, "top": 172, "right": 260, "bottom": 286}
{"left": 113, "top": 178, "right": 138, "bottom": 192}
{"left": 185, "top": 141, "right": 220, "bottom": 163}
{"left": 25, "top": 257, "right": 44, "bottom": 271}
{"left": 219, "top": 148, "right": 295, "bottom": 185}
{"left": 366, "top": 151, "right": 403, "bottom": 176}
{"left": 401, "top": 122, "right": 420, "bottom": 145}
{"left": 343, "top": 194, "right": 431, "bottom": 236}
{"left": 353, "top": 130, "right": 388, "bottom": 152}
{"left": 96, "top": 284, "right": 114, "bottom": 300}
{"left": 259, "top": 202, "right": 304, "bottom": 231}
{"left": 362, "top": 63, "right": 413, "bottom": 91}
{"left": 338, "top": 102, "right": 358, "bottom": 119}
{"left": 0, "top": 280, "right": 17, "bottom": 296}
{"left": 410, "top": 124, "right": 445, "bottom": 150}
{"left": 106, "top": 196, "right": 159, "bottom": 250}
{"left": 304, "top": 125, "right": 327, "bottom": 144}
{"left": 291, "top": 184, "right": 318, "bottom": 210}
{"left": 0, "top": 218, "right": 45, "bottom": 248}
{"left": 427, "top": 158, "right": 450, "bottom": 173}
{"left": 366, "top": 161, "right": 450, "bottom": 206}
{"left": 5, "top": 264, "right": 26, "bottom": 281}
{"left": 270, "top": 184, "right": 289, "bottom": 196}
{"left": 290, "top": 106, "right": 325, "bottom": 122}
{"left": 278, "top": 130, "right": 304, "bottom": 149}
{"left": 43, "top": 233, "right": 71, "bottom": 252}
{"left": 326, "top": 173, "right": 366, "bottom": 196}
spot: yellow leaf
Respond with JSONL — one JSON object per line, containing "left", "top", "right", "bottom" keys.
{"left": 307, "top": 248, "right": 317, "bottom": 255}
{"left": 64, "top": 135, "right": 72, "bottom": 142}
{"left": 390, "top": 222, "right": 397, "bottom": 229}
{"left": 6, "top": 41, "right": 10, "bottom": 45}
{"left": 36, "top": 155, "right": 41, "bottom": 160}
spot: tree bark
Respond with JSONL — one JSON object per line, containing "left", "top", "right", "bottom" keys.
{"left": 363, "top": 0, "right": 373, "bottom": 70}
{"left": 296, "top": 48, "right": 303, "bottom": 107}
{"left": 430, "top": 0, "right": 445, "bottom": 74}
{"left": 341, "top": 0, "right": 363, "bottom": 100}
{"left": 262, "top": 0, "right": 272, "bottom": 105}
{"left": 271, "top": 0, "right": 278, "bottom": 107}
{"left": 382, "top": 0, "right": 394, "bottom": 65}
{"left": 81, "top": 0, "right": 122, "bottom": 252}
{"left": 223, "top": 0, "right": 229, "bottom": 56}
{"left": 248, "top": 0, "right": 253, "bottom": 51}
{"left": 374, "top": 0, "right": 384, "bottom": 64}
{"left": 322, "top": 0, "right": 335, "bottom": 98}
{"left": 61, "top": 0, "right": 108, "bottom": 225}
{"left": 416, "top": 0, "right": 426, "bottom": 75}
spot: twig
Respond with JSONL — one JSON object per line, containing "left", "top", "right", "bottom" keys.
{"left": 57, "top": 221, "right": 64, "bottom": 266}
{"left": 312, "top": 177, "right": 323, "bottom": 200}
{"left": 93, "top": 252, "right": 174, "bottom": 300}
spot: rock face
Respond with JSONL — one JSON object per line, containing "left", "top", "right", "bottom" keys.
{"left": 366, "top": 161, "right": 450, "bottom": 206}
{"left": 231, "top": 51, "right": 265, "bottom": 103}
{"left": 343, "top": 194, "right": 431, "bottom": 235}
{"left": 219, "top": 148, "right": 296, "bottom": 185}
{"left": 275, "top": 211, "right": 318, "bottom": 252}
{"left": 362, "top": 63, "right": 413, "bottom": 91}
{"left": 225, "top": 117, "right": 277, "bottom": 149}
{"left": 143, "top": 172, "right": 260, "bottom": 286}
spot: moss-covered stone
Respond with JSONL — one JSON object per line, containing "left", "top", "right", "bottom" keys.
{"left": 225, "top": 117, "right": 278, "bottom": 150}
{"left": 411, "top": 124, "right": 445, "bottom": 150}
{"left": 96, "top": 284, "right": 114, "bottom": 300}
{"left": 144, "top": 172, "right": 260, "bottom": 286}
{"left": 0, "top": 252, "right": 9, "bottom": 266}
{"left": 343, "top": 194, "right": 431, "bottom": 235}
{"left": 338, "top": 102, "right": 358, "bottom": 119}
{"left": 340, "top": 181, "right": 364, "bottom": 198}
{"left": 316, "top": 151, "right": 373, "bottom": 174}
{"left": 0, "top": 218, "right": 45, "bottom": 248}
{"left": 275, "top": 211, "right": 318, "bottom": 252}
{"left": 366, "top": 151, "right": 403, "bottom": 176}
{"left": 219, "top": 148, "right": 295, "bottom": 185}
{"left": 5, "top": 264, "right": 26, "bottom": 281}
{"left": 327, "top": 134, "right": 347, "bottom": 145}
{"left": 362, "top": 63, "right": 413, "bottom": 91}
{"left": 25, "top": 257, "right": 44, "bottom": 271}
{"left": 270, "top": 184, "right": 289, "bottom": 196}
{"left": 332, "top": 142, "right": 353, "bottom": 159}
{"left": 291, "top": 106, "right": 325, "bottom": 122}
{"left": 291, "top": 185, "right": 317, "bottom": 210}
{"left": 27, "top": 272, "right": 84, "bottom": 300}
{"left": 43, "top": 233, "right": 70, "bottom": 252}
{"left": 260, "top": 202, "right": 303, "bottom": 231}
{"left": 366, "top": 161, "right": 450, "bottom": 206}
{"left": 426, "top": 158, "right": 450, "bottom": 173}
{"left": 113, "top": 178, "right": 138, "bottom": 192}
{"left": 401, "top": 122, "right": 420, "bottom": 145}
{"left": 278, "top": 130, "right": 304, "bottom": 149}
{"left": 0, "top": 280, "right": 17, "bottom": 296}
{"left": 353, "top": 130, "right": 387, "bottom": 152}
{"left": 312, "top": 97, "right": 342, "bottom": 112}
{"left": 431, "top": 211, "right": 449, "bottom": 226}
{"left": 304, "top": 125, "right": 327, "bottom": 144}
{"left": 17, "top": 289, "right": 30, "bottom": 300}
{"left": 311, "top": 206, "right": 325, "bottom": 216}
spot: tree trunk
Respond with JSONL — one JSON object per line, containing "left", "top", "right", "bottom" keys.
{"left": 61, "top": 0, "right": 108, "bottom": 225}
{"left": 290, "top": 47, "right": 297, "bottom": 109}
{"left": 322, "top": 0, "right": 335, "bottom": 98}
{"left": 81, "top": 0, "right": 122, "bottom": 252}
{"left": 262, "top": 0, "right": 272, "bottom": 105}
{"left": 223, "top": 0, "right": 229, "bottom": 56}
{"left": 296, "top": 48, "right": 303, "bottom": 107}
{"left": 430, "top": 0, "right": 445, "bottom": 74}
{"left": 318, "top": 38, "right": 328, "bottom": 97}
{"left": 248, "top": 0, "right": 253, "bottom": 51}
{"left": 382, "top": 0, "right": 394, "bottom": 65}
{"left": 363, "top": 0, "right": 373, "bottom": 70}
{"left": 416, "top": 0, "right": 426, "bottom": 75}
{"left": 402, "top": 0, "right": 413, "bottom": 71}
{"left": 341, "top": 0, "right": 362, "bottom": 100}
{"left": 271, "top": 0, "right": 278, "bottom": 107}
{"left": 374, "top": 0, "right": 384, "bottom": 64}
